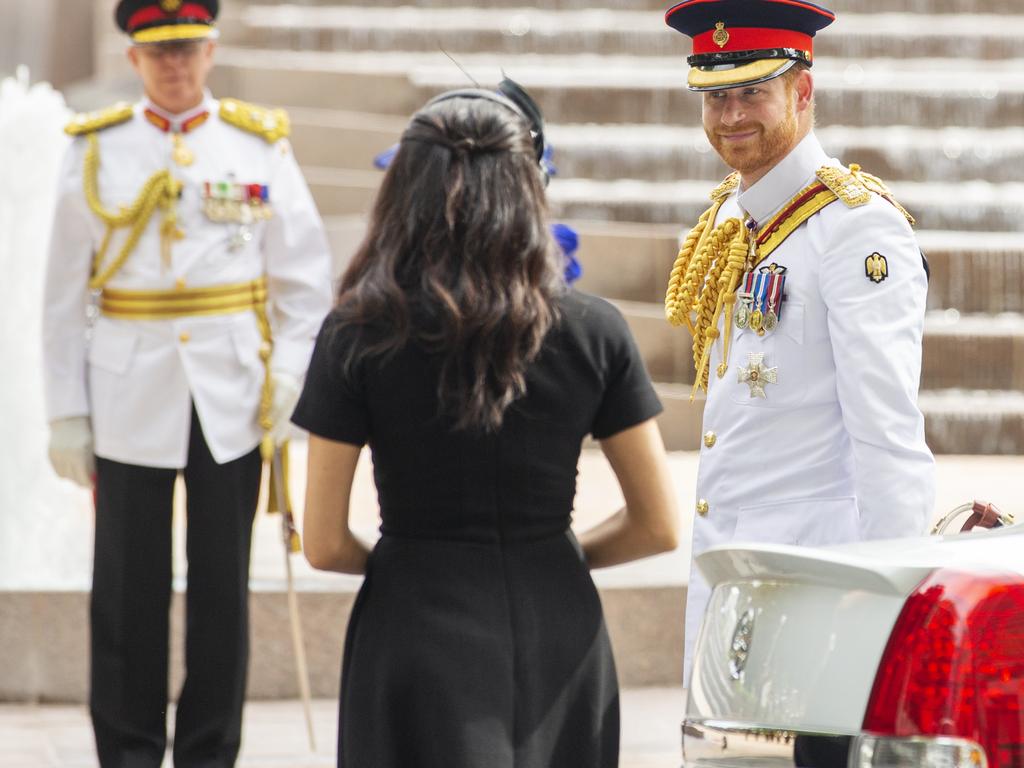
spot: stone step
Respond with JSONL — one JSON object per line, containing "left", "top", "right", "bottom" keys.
{"left": 546, "top": 178, "right": 1024, "bottom": 231}
{"left": 0, "top": 584, "right": 686, "bottom": 702}
{"left": 545, "top": 125, "right": 1024, "bottom": 185}
{"left": 658, "top": 386, "right": 1024, "bottom": 455}
{"left": 324, "top": 218, "right": 1024, "bottom": 316}
{"left": 304, "top": 167, "right": 1024, "bottom": 232}
{"left": 228, "top": 7, "right": 1024, "bottom": 62}
{"left": 287, "top": 109, "right": 1024, "bottom": 186}
{"left": 204, "top": 49, "right": 1024, "bottom": 129}
{"left": 919, "top": 232, "right": 1024, "bottom": 315}
{"left": 618, "top": 301, "right": 1024, "bottom": 393}
{"left": 233, "top": 0, "right": 1023, "bottom": 14}
{"left": 918, "top": 389, "right": 1024, "bottom": 455}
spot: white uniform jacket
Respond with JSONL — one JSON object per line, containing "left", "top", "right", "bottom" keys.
{"left": 43, "top": 94, "right": 333, "bottom": 468}
{"left": 684, "top": 133, "right": 936, "bottom": 675}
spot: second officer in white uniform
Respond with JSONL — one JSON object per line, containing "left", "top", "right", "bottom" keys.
{"left": 42, "top": 2, "right": 332, "bottom": 765}
{"left": 661, "top": 0, "right": 936, "bottom": 680}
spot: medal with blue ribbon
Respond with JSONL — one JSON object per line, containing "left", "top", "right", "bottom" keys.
{"left": 734, "top": 264, "right": 787, "bottom": 337}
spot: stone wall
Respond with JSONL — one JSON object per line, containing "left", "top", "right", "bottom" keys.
{"left": 0, "top": 0, "right": 94, "bottom": 88}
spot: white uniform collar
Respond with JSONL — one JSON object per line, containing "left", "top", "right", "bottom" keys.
{"left": 737, "top": 132, "right": 830, "bottom": 226}
{"left": 141, "top": 90, "right": 216, "bottom": 132}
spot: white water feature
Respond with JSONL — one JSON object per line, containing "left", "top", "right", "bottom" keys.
{"left": 0, "top": 67, "right": 93, "bottom": 590}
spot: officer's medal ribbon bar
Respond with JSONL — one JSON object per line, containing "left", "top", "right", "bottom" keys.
{"left": 734, "top": 264, "right": 787, "bottom": 337}
{"left": 202, "top": 180, "right": 273, "bottom": 250}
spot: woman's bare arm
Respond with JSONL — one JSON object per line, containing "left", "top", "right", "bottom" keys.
{"left": 302, "top": 434, "right": 372, "bottom": 574}
{"left": 578, "top": 419, "right": 680, "bottom": 569}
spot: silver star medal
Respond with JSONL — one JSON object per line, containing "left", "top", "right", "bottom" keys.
{"left": 230, "top": 202, "right": 255, "bottom": 252}
{"left": 738, "top": 352, "right": 777, "bottom": 399}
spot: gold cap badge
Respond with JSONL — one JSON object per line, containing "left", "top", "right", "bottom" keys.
{"left": 713, "top": 22, "right": 730, "bottom": 48}
{"left": 160, "top": 0, "right": 183, "bottom": 12}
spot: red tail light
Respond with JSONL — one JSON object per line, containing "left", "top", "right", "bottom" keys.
{"left": 863, "top": 569, "right": 1024, "bottom": 768}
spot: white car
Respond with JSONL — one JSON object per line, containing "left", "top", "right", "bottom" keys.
{"left": 684, "top": 506, "right": 1023, "bottom": 768}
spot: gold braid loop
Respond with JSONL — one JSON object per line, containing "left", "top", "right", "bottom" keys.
{"left": 84, "top": 132, "right": 184, "bottom": 289}
{"left": 665, "top": 205, "right": 715, "bottom": 332}
{"left": 703, "top": 229, "right": 749, "bottom": 392}
{"left": 664, "top": 197, "right": 730, "bottom": 332}
{"left": 690, "top": 218, "right": 737, "bottom": 392}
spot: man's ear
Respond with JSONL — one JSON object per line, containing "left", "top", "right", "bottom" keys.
{"left": 794, "top": 69, "right": 814, "bottom": 113}
{"left": 126, "top": 45, "right": 141, "bottom": 74}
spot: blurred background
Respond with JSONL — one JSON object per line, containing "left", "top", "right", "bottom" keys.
{"left": 1, "top": 0, "right": 1022, "bottom": 760}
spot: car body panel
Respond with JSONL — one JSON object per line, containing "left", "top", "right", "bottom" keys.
{"left": 686, "top": 524, "right": 1024, "bottom": 737}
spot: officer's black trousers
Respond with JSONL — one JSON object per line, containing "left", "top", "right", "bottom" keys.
{"left": 90, "top": 408, "right": 262, "bottom": 768}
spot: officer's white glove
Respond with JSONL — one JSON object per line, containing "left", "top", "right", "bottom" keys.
{"left": 269, "top": 371, "right": 302, "bottom": 445}
{"left": 48, "top": 416, "right": 95, "bottom": 488}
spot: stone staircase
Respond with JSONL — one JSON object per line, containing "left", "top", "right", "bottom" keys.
{"left": 90, "top": 0, "right": 1024, "bottom": 454}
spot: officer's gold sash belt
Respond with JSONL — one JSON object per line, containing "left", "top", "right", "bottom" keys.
{"left": 99, "top": 276, "right": 278, "bottom": 460}
{"left": 98, "top": 277, "right": 268, "bottom": 320}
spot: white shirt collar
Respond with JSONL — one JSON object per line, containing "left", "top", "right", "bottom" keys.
{"left": 737, "top": 132, "right": 830, "bottom": 226}
{"left": 142, "top": 89, "right": 216, "bottom": 129}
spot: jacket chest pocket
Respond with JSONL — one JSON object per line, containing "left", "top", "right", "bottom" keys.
{"left": 726, "top": 300, "right": 807, "bottom": 408}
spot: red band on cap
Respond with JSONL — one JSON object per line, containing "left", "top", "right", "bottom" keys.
{"left": 127, "top": 3, "right": 212, "bottom": 31}
{"left": 693, "top": 26, "right": 813, "bottom": 56}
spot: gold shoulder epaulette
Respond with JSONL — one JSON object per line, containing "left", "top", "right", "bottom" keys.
{"left": 219, "top": 98, "right": 290, "bottom": 143}
{"left": 816, "top": 165, "right": 871, "bottom": 207}
{"left": 817, "top": 164, "right": 915, "bottom": 226}
{"left": 64, "top": 102, "right": 134, "bottom": 137}
{"left": 710, "top": 172, "right": 740, "bottom": 202}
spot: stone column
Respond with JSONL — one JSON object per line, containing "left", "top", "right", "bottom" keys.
{"left": 0, "top": 0, "right": 94, "bottom": 88}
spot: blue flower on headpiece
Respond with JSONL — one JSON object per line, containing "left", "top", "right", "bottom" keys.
{"left": 373, "top": 144, "right": 399, "bottom": 171}
{"left": 551, "top": 222, "right": 582, "bottom": 285}
{"left": 542, "top": 144, "right": 558, "bottom": 178}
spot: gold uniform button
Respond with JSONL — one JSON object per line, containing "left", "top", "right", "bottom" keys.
{"left": 703, "top": 431, "right": 717, "bottom": 449}
{"left": 178, "top": 331, "right": 190, "bottom": 343}
{"left": 697, "top": 499, "right": 710, "bottom": 517}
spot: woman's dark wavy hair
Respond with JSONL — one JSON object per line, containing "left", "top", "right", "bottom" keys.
{"left": 332, "top": 92, "right": 564, "bottom": 432}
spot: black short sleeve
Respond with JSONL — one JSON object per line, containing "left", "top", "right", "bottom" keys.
{"left": 291, "top": 316, "right": 369, "bottom": 446}
{"left": 587, "top": 299, "right": 663, "bottom": 440}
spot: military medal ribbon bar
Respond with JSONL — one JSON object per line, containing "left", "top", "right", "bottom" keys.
{"left": 734, "top": 267, "right": 787, "bottom": 337}
{"left": 202, "top": 180, "right": 273, "bottom": 223}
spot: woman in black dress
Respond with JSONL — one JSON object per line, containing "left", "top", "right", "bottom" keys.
{"left": 292, "top": 82, "right": 679, "bottom": 768}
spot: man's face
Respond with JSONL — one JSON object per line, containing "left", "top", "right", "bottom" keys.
{"left": 702, "top": 71, "right": 809, "bottom": 183}
{"left": 127, "top": 39, "right": 215, "bottom": 113}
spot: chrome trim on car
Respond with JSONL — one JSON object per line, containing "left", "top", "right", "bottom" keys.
{"left": 728, "top": 608, "right": 755, "bottom": 680}
{"left": 683, "top": 719, "right": 853, "bottom": 767}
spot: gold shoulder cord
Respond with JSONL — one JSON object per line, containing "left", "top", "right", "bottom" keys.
{"left": 849, "top": 164, "right": 915, "bottom": 226}
{"left": 83, "top": 132, "right": 184, "bottom": 289}
{"left": 664, "top": 173, "right": 749, "bottom": 398}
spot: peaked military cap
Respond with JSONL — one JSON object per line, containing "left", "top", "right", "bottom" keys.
{"left": 116, "top": 0, "right": 219, "bottom": 45}
{"left": 665, "top": 0, "right": 835, "bottom": 92}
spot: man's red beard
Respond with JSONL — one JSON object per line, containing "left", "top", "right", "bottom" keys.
{"left": 706, "top": 101, "right": 798, "bottom": 177}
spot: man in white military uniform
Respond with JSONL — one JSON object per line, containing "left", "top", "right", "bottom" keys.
{"left": 661, "top": 0, "right": 935, "bottom": 680}
{"left": 42, "top": 1, "right": 332, "bottom": 765}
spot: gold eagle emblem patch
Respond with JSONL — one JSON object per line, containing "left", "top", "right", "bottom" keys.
{"left": 865, "top": 253, "right": 888, "bottom": 283}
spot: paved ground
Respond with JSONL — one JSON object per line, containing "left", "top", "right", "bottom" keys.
{"left": 0, "top": 687, "right": 684, "bottom": 768}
